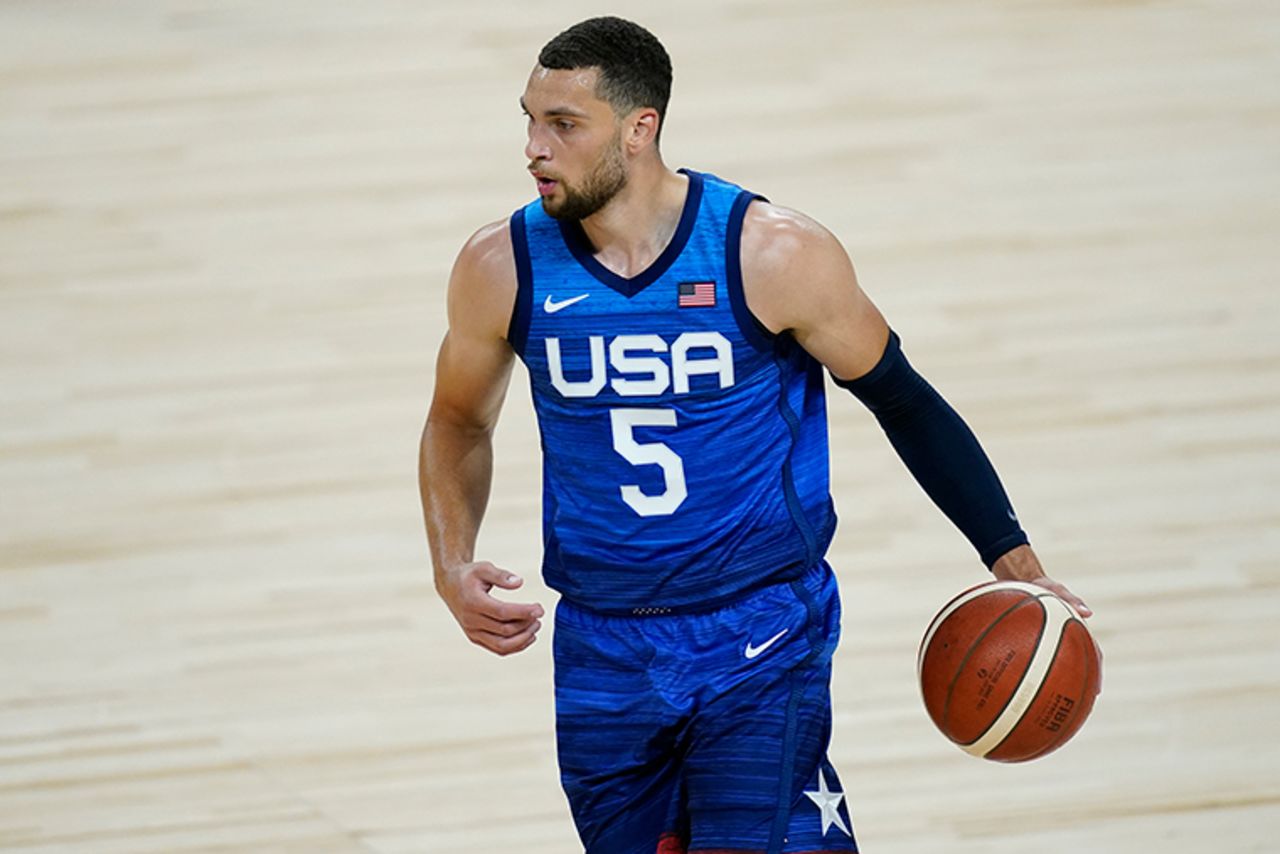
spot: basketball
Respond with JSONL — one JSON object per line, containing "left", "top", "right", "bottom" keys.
{"left": 917, "top": 580, "right": 1101, "bottom": 762}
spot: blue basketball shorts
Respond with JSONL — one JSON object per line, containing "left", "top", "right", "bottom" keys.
{"left": 552, "top": 561, "right": 858, "bottom": 854}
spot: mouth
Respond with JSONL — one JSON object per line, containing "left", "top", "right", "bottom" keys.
{"left": 531, "top": 172, "right": 559, "bottom": 197}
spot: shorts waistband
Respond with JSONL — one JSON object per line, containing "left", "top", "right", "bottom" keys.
{"left": 556, "top": 560, "right": 826, "bottom": 618}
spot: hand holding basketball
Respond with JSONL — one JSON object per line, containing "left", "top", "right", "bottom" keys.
{"left": 990, "top": 544, "right": 1091, "bottom": 617}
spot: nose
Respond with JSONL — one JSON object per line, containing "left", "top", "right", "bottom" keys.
{"left": 525, "top": 124, "right": 551, "bottom": 164}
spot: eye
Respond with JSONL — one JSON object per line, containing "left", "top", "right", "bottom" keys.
{"left": 555, "top": 120, "right": 574, "bottom": 131}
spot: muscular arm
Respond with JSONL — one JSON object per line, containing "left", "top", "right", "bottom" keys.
{"left": 419, "top": 220, "right": 545, "bottom": 654}
{"left": 740, "top": 202, "right": 1091, "bottom": 616}
{"left": 739, "top": 203, "right": 891, "bottom": 380}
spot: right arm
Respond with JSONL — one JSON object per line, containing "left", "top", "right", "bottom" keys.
{"left": 419, "top": 220, "right": 544, "bottom": 656}
{"left": 740, "top": 202, "right": 1091, "bottom": 617}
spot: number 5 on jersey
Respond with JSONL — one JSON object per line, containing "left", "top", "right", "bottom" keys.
{"left": 609, "top": 408, "right": 688, "bottom": 517}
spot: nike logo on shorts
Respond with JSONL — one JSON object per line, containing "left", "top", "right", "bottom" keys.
{"left": 744, "top": 628, "right": 789, "bottom": 659}
{"left": 544, "top": 293, "right": 590, "bottom": 313}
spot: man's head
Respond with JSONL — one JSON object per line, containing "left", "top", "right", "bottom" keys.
{"left": 538, "top": 17, "right": 672, "bottom": 139}
{"left": 522, "top": 17, "right": 672, "bottom": 220}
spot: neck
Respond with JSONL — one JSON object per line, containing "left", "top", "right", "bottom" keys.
{"left": 577, "top": 158, "right": 688, "bottom": 278}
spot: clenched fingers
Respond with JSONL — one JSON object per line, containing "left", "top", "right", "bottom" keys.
{"left": 463, "top": 610, "right": 540, "bottom": 637}
{"left": 462, "top": 567, "right": 544, "bottom": 624}
{"left": 474, "top": 594, "right": 544, "bottom": 625}
{"left": 468, "top": 620, "right": 542, "bottom": 656}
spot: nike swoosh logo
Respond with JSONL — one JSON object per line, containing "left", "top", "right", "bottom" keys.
{"left": 543, "top": 293, "right": 590, "bottom": 313}
{"left": 1007, "top": 508, "right": 1018, "bottom": 522}
{"left": 744, "top": 628, "right": 789, "bottom": 660}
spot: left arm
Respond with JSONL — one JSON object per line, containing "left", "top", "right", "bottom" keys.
{"left": 739, "top": 201, "right": 1091, "bottom": 617}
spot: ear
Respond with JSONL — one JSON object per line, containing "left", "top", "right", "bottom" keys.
{"left": 623, "top": 107, "right": 661, "bottom": 153}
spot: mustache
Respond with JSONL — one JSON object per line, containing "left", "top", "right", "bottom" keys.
{"left": 527, "top": 163, "right": 562, "bottom": 180}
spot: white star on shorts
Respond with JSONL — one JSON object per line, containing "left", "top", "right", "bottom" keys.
{"left": 804, "top": 767, "right": 851, "bottom": 837}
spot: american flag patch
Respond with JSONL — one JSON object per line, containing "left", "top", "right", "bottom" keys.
{"left": 678, "top": 281, "right": 716, "bottom": 308}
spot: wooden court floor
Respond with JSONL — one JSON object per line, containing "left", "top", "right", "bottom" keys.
{"left": 2, "top": 1, "right": 1277, "bottom": 851}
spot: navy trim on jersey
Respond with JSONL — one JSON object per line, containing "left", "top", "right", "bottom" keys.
{"left": 544, "top": 488, "right": 563, "bottom": 573}
{"left": 775, "top": 338, "right": 820, "bottom": 568}
{"left": 725, "top": 190, "right": 776, "bottom": 353}
{"left": 556, "top": 170, "right": 705, "bottom": 298}
{"left": 507, "top": 207, "right": 534, "bottom": 357}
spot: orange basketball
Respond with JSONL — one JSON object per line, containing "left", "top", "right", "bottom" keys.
{"left": 917, "top": 580, "right": 1101, "bottom": 762}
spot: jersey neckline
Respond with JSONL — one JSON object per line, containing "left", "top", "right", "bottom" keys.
{"left": 555, "top": 168, "right": 705, "bottom": 298}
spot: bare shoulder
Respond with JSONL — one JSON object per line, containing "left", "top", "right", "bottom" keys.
{"left": 740, "top": 201, "right": 843, "bottom": 263}
{"left": 453, "top": 218, "right": 516, "bottom": 303}
{"left": 739, "top": 201, "right": 859, "bottom": 335}
{"left": 448, "top": 218, "right": 517, "bottom": 339}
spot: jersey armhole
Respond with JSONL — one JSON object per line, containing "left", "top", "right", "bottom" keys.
{"left": 726, "top": 191, "right": 779, "bottom": 354}
{"left": 506, "top": 207, "right": 534, "bottom": 358}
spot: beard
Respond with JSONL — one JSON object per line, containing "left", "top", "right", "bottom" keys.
{"left": 540, "top": 134, "right": 628, "bottom": 221}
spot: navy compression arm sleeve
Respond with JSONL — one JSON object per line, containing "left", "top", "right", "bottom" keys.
{"left": 832, "top": 331, "right": 1029, "bottom": 568}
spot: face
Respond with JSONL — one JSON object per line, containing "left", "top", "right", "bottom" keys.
{"left": 522, "top": 65, "right": 628, "bottom": 221}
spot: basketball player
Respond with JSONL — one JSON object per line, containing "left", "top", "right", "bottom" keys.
{"left": 419, "top": 16, "right": 1091, "bottom": 854}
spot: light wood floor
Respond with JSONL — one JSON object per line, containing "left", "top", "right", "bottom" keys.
{"left": 2, "top": 2, "right": 1278, "bottom": 851}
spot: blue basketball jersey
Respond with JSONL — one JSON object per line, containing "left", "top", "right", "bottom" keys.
{"left": 508, "top": 169, "right": 836, "bottom": 613}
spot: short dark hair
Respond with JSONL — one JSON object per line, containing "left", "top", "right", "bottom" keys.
{"left": 538, "top": 17, "right": 672, "bottom": 138}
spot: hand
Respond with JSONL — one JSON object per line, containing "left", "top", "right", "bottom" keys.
{"left": 991, "top": 544, "right": 1102, "bottom": 696}
{"left": 990, "top": 544, "right": 1092, "bottom": 618}
{"left": 436, "top": 561, "right": 545, "bottom": 656}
